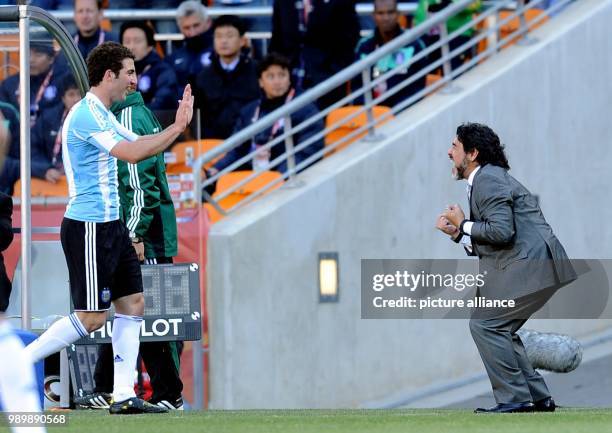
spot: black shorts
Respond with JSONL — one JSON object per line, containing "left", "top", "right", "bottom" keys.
{"left": 60, "top": 218, "right": 143, "bottom": 311}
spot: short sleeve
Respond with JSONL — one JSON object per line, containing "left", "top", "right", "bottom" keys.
{"left": 78, "top": 106, "right": 139, "bottom": 153}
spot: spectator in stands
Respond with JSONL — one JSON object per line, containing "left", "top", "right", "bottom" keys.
{"left": 120, "top": 20, "right": 179, "bottom": 110}
{"left": 73, "top": 0, "right": 118, "bottom": 60}
{"left": 0, "top": 40, "right": 65, "bottom": 127}
{"left": 414, "top": 0, "right": 482, "bottom": 71}
{"left": 166, "top": 0, "right": 214, "bottom": 94}
{"left": 194, "top": 15, "right": 259, "bottom": 139}
{"left": 355, "top": 0, "right": 427, "bottom": 108}
{"left": 269, "top": 0, "right": 361, "bottom": 109}
{"left": 206, "top": 53, "right": 323, "bottom": 179}
{"left": 30, "top": 74, "right": 82, "bottom": 184}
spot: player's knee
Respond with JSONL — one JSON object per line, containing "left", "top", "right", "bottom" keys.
{"left": 128, "top": 293, "right": 145, "bottom": 317}
{"left": 77, "top": 312, "right": 107, "bottom": 333}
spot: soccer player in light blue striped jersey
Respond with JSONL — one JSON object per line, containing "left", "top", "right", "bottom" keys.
{"left": 23, "top": 42, "right": 193, "bottom": 414}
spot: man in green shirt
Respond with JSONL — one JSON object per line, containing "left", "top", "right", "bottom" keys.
{"left": 414, "top": 0, "right": 482, "bottom": 71}
{"left": 75, "top": 90, "right": 184, "bottom": 411}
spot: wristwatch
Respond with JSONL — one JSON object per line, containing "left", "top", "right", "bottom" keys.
{"left": 129, "top": 233, "right": 142, "bottom": 243}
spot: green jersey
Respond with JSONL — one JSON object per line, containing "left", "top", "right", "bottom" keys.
{"left": 414, "top": 0, "right": 482, "bottom": 37}
{"left": 111, "top": 92, "right": 178, "bottom": 259}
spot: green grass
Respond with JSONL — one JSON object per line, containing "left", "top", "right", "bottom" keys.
{"left": 3, "top": 409, "right": 612, "bottom": 433}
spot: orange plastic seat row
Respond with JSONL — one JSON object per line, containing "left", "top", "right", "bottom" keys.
{"left": 13, "top": 177, "right": 68, "bottom": 198}
{"left": 0, "top": 34, "right": 20, "bottom": 81}
{"left": 165, "top": 139, "right": 224, "bottom": 175}
{"left": 204, "top": 170, "right": 283, "bottom": 224}
{"left": 475, "top": 8, "right": 549, "bottom": 54}
{"left": 324, "top": 105, "right": 394, "bottom": 154}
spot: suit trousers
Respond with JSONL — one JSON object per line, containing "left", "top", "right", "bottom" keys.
{"left": 469, "top": 287, "right": 558, "bottom": 404}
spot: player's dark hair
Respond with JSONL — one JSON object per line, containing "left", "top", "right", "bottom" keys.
{"left": 456, "top": 122, "right": 510, "bottom": 170}
{"left": 87, "top": 42, "right": 135, "bottom": 87}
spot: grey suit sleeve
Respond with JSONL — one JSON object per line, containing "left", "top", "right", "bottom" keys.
{"left": 469, "top": 172, "right": 515, "bottom": 245}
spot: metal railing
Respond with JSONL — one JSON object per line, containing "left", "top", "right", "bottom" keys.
{"left": 192, "top": 0, "right": 574, "bottom": 218}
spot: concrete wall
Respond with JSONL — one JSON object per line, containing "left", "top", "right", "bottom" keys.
{"left": 207, "top": 0, "right": 612, "bottom": 409}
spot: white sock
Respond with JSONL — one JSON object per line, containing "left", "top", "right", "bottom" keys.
{"left": 112, "top": 313, "right": 142, "bottom": 402}
{"left": 22, "top": 313, "right": 88, "bottom": 363}
{"left": 0, "top": 321, "right": 47, "bottom": 433}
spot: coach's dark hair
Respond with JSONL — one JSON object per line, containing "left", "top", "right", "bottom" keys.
{"left": 257, "top": 52, "right": 291, "bottom": 77}
{"left": 456, "top": 122, "right": 510, "bottom": 170}
{"left": 87, "top": 42, "right": 135, "bottom": 87}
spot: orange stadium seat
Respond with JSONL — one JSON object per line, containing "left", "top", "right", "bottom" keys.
{"left": 204, "top": 170, "right": 283, "bottom": 223}
{"left": 13, "top": 176, "right": 69, "bottom": 198}
{"left": 165, "top": 139, "right": 224, "bottom": 174}
{"left": 324, "top": 106, "right": 394, "bottom": 154}
{"left": 0, "top": 34, "right": 20, "bottom": 81}
{"left": 498, "top": 9, "right": 549, "bottom": 48}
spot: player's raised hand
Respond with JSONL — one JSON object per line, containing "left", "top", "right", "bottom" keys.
{"left": 175, "top": 84, "right": 194, "bottom": 131}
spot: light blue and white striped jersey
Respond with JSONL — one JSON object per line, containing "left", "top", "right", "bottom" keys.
{"left": 62, "top": 92, "right": 139, "bottom": 222}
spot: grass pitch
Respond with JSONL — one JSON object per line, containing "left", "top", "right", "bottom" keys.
{"left": 2, "top": 408, "right": 612, "bottom": 433}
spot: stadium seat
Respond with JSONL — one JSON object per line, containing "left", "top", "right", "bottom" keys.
{"left": 204, "top": 170, "right": 283, "bottom": 223}
{"left": 0, "top": 34, "right": 20, "bottom": 81}
{"left": 13, "top": 176, "right": 69, "bottom": 198}
{"left": 324, "top": 106, "right": 394, "bottom": 154}
{"left": 498, "top": 9, "right": 549, "bottom": 48}
{"left": 165, "top": 139, "right": 224, "bottom": 174}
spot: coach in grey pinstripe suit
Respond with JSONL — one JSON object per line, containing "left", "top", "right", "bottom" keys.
{"left": 437, "top": 123, "right": 576, "bottom": 413}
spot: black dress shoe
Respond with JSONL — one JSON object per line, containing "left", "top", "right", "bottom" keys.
{"left": 534, "top": 397, "right": 556, "bottom": 412}
{"left": 474, "top": 402, "right": 535, "bottom": 413}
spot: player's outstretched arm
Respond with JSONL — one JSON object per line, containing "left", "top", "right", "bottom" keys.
{"left": 111, "top": 85, "right": 195, "bottom": 163}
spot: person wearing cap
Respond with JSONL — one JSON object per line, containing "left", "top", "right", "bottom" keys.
{"left": 165, "top": 0, "right": 214, "bottom": 94}
{"left": 120, "top": 20, "right": 179, "bottom": 110}
{"left": 0, "top": 40, "right": 66, "bottom": 126}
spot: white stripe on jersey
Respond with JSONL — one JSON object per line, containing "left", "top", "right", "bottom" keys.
{"left": 62, "top": 105, "right": 78, "bottom": 213}
{"left": 120, "top": 106, "right": 145, "bottom": 234}
{"left": 85, "top": 222, "right": 98, "bottom": 310}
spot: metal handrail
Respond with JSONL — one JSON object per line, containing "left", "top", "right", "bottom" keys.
{"left": 191, "top": 0, "right": 573, "bottom": 217}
